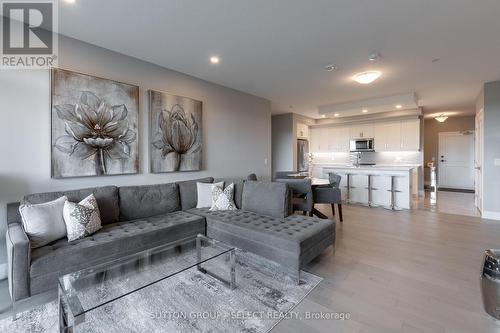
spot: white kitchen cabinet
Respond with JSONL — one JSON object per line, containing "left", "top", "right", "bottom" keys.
{"left": 297, "top": 123, "right": 309, "bottom": 139}
{"left": 310, "top": 127, "right": 329, "bottom": 152}
{"left": 327, "top": 126, "right": 350, "bottom": 152}
{"left": 349, "top": 174, "right": 369, "bottom": 204}
{"left": 371, "top": 175, "right": 392, "bottom": 206}
{"left": 401, "top": 119, "right": 420, "bottom": 151}
{"left": 349, "top": 124, "right": 374, "bottom": 139}
{"left": 316, "top": 166, "right": 416, "bottom": 209}
{"left": 374, "top": 121, "right": 401, "bottom": 151}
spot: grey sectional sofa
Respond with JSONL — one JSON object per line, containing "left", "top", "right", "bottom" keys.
{"left": 6, "top": 177, "right": 335, "bottom": 303}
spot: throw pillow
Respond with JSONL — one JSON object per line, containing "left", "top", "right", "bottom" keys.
{"left": 210, "top": 183, "right": 237, "bottom": 211}
{"left": 196, "top": 181, "right": 224, "bottom": 208}
{"left": 19, "top": 196, "right": 68, "bottom": 248}
{"left": 63, "top": 194, "right": 103, "bottom": 242}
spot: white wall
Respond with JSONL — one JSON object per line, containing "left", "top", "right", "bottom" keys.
{"left": 0, "top": 35, "right": 271, "bottom": 267}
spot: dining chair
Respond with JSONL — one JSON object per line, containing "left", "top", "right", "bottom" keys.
{"left": 275, "top": 178, "right": 313, "bottom": 216}
{"left": 313, "top": 173, "right": 343, "bottom": 222}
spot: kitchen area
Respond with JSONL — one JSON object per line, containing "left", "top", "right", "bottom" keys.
{"left": 272, "top": 109, "right": 423, "bottom": 211}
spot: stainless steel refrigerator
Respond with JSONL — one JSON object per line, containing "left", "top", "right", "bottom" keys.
{"left": 297, "top": 139, "right": 309, "bottom": 172}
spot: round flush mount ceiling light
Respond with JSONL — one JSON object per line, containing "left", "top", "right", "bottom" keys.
{"left": 395, "top": 104, "right": 403, "bottom": 109}
{"left": 352, "top": 71, "right": 382, "bottom": 84}
{"left": 362, "top": 109, "right": 368, "bottom": 113}
{"left": 64, "top": 0, "right": 76, "bottom": 3}
{"left": 435, "top": 114, "right": 448, "bottom": 123}
{"left": 321, "top": 114, "right": 326, "bottom": 118}
{"left": 210, "top": 56, "right": 220, "bottom": 64}
{"left": 334, "top": 113, "right": 340, "bottom": 117}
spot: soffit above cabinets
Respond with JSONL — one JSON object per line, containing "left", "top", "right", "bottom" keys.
{"left": 318, "top": 93, "right": 418, "bottom": 118}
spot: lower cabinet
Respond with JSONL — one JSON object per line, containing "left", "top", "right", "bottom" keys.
{"left": 319, "top": 167, "right": 414, "bottom": 209}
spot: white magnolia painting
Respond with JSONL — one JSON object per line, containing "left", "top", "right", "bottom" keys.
{"left": 150, "top": 90, "right": 202, "bottom": 172}
{"left": 51, "top": 68, "right": 139, "bottom": 178}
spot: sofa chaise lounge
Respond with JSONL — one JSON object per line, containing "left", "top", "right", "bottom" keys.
{"left": 6, "top": 177, "right": 335, "bottom": 304}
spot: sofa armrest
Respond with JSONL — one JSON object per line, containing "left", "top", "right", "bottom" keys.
{"left": 6, "top": 222, "right": 31, "bottom": 302}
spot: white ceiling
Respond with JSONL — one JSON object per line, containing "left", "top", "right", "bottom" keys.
{"left": 57, "top": 0, "right": 500, "bottom": 119}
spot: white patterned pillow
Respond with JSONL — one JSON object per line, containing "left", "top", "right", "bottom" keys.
{"left": 210, "top": 183, "right": 237, "bottom": 211}
{"left": 63, "top": 194, "right": 102, "bottom": 242}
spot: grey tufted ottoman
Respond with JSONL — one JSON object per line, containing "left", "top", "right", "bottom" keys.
{"left": 188, "top": 208, "right": 335, "bottom": 283}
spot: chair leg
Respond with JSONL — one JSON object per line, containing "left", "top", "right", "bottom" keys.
{"left": 302, "top": 211, "right": 307, "bottom": 216}
{"left": 331, "top": 204, "right": 335, "bottom": 216}
{"left": 338, "top": 204, "right": 343, "bottom": 222}
{"left": 308, "top": 211, "right": 313, "bottom": 217}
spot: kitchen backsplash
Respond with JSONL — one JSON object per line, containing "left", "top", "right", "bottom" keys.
{"left": 312, "top": 151, "right": 422, "bottom": 165}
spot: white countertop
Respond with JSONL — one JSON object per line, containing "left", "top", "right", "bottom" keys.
{"left": 312, "top": 163, "right": 419, "bottom": 171}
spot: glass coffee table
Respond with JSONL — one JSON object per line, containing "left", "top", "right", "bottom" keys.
{"left": 58, "top": 234, "right": 236, "bottom": 332}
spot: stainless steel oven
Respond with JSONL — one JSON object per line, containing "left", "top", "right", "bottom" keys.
{"left": 349, "top": 138, "right": 375, "bottom": 152}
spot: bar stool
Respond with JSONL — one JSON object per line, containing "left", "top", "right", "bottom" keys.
{"left": 386, "top": 175, "right": 403, "bottom": 210}
{"left": 344, "top": 173, "right": 357, "bottom": 204}
{"left": 365, "top": 174, "right": 378, "bottom": 207}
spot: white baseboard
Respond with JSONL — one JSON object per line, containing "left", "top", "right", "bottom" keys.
{"left": 0, "top": 263, "right": 7, "bottom": 281}
{"left": 482, "top": 210, "right": 500, "bottom": 221}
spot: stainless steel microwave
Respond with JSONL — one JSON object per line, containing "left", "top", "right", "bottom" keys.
{"left": 350, "top": 138, "right": 375, "bottom": 152}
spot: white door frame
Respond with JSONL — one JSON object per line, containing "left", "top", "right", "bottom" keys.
{"left": 475, "top": 109, "right": 484, "bottom": 213}
{"left": 438, "top": 131, "right": 475, "bottom": 190}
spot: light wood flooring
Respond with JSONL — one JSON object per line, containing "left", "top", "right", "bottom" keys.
{"left": 416, "top": 190, "right": 480, "bottom": 218}
{"left": 274, "top": 204, "right": 500, "bottom": 333}
{"left": 1, "top": 203, "right": 499, "bottom": 332}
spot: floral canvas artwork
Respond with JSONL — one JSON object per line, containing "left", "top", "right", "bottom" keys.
{"left": 51, "top": 68, "right": 139, "bottom": 178}
{"left": 150, "top": 90, "right": 202, "bottom": 172}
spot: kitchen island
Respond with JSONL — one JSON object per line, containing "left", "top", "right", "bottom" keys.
{"left": 312, "top": 164, "right": 419, "bottom": 209}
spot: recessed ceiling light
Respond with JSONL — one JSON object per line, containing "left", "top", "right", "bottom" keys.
{"left": 210, "top": 56, "right": 220, "bottom": 64}
{"left": 334, "top": 113, "right": 340, "bottom": 117}
{"left": 64, "top": 0, "right": 76, "bottom": 3}
{"left": 362, "top": 109, "right": 368, "bottom": 113}
{"left": 352, "top": 71, "right": 381, "bottom": 84}
{"left": 395, "top": 104, "right": 402, "bottom": 109}
{"left": 321, "top": 114, "right": 326, "bottom": 118}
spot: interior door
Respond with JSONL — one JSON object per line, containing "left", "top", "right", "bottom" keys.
{"left": 475, "top": 110, "right": 484, "bottom": 212}
{"left": 438, "top": 131, "right": 474, "bottom": 189}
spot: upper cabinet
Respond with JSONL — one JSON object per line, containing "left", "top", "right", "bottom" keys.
{"left": 400, "top": 119, "right": 420, "bottom": 151}
{"left": 374, "top": 121, "right": 401, "bottom": 151}
{"left": 310, "top": 118, "right": 420, "bottom": 153}
{"left": 328, "top": 126, "right": 350, "bottom": 152}
{"left": 297, "top": 123, "right": 309, "bottom": 139}
{"left": 310, "top": 127, "right": 328, "bottom": 152}
{"left": 349, "top": 124, "right": 374, "bottom": 139}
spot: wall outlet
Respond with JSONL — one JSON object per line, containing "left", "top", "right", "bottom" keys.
{"left": 264, "top": 158, "right": 268, "bottom": 165}
{"left": 495, "top": 158, "right": 500, "bottom": 166}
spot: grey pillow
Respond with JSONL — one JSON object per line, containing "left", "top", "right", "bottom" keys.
{"left": 19, "top": 196, "right": 68, "bottom": 248}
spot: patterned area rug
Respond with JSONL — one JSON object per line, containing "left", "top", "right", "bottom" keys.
{"left": 0, "top": 250, "right": 322, "bottom": 333}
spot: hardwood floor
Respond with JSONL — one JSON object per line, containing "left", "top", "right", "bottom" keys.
{"left": 1, "top": 204, "right": 499, "bottom": 332}
{"left": 274, "top": 204, "right": 500, "bottom": 333}
{"left": 415, "top": 190, "right": 480, "bottom": 218}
